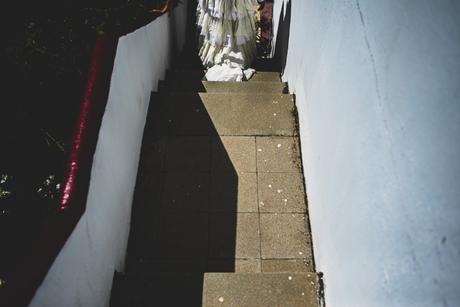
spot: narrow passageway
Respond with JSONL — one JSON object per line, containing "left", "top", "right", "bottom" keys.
{"left": 110, "top": 3, "right": 319, "bottom": 306}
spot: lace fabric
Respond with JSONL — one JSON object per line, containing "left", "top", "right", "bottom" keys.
{"left": 197, "top": 0, "right": 257, "bottom": 69}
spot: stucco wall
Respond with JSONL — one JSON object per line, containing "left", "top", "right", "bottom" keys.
{"left": 273, "top": 1, "right": 460, "bottom": 306}
{"left": 30, "top": 3, "right": 188, "bottom": 307}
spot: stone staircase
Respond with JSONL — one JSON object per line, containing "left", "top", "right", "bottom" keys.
{"left": 110, "top": 67, "right": 320, "bottom": 306}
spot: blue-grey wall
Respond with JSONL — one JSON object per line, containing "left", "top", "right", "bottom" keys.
{"left": 273, "top": 1, "right": 460, "bottom": 306}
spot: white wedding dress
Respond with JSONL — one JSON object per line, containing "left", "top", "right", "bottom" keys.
{"left": 197, "top": 0, "right": 257, "bottom": 81}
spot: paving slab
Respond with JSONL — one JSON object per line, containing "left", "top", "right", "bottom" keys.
{"left": 260, "top": 213, "right": 310, "bottom": 259}
{"left": 207, "top": 259, "right": 261, "bottom": 273}
{"left": 258, "top": 172, "right": 307, "bottom": 213}
{"left": 249, "top": 71, "right": 281, "bottom": 82}
{"left": 151, "top": 93, "right": 296, "bottom": 136}
{"left": 161, "top": 172, "right": 210, "bottom": 212}
{"left": 204, "top": 93, "right": 296, "bottom": 136}
{"left": 151, "top": 213, "right": 209, "bottom": 259}
{"left": 209, "top": 172, "right": 258, "bottom": 212}
{"left": 111, "top": 273, "right": 205, "bottom": 307}
{"left": 151, "top": 93, "right": 217, "bottom": 136}
{"left": 129, "top": 258, "right": 207, "bottom": 274}
{"left": 261, "top": 259, "right": 313, "bottom": 272}
{"left": 163, "top": 136, "right": 211, "bottom": 172}
{"left": 212, "top": 136, "right": 256, "bottom": 172}
{"left": 208, "top": 213, "right": 260, "bottom": 259}
{"left": 202, "top": 273, "right": 319, "bottom": 307}
{"left": 127, "top": 213, "right": 160, "bottom": 261}
{"left": 256, "top": 136, "right": 302, "bottom": 172}
{"left": 138, "top": 137, "right": 165, "bottom": 173}
{"left": 134, "top": 171, "right": 164, "bottom": 208}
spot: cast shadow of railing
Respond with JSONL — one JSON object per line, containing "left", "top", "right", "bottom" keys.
{"left": 125, "top": 88, "right": 238, "bottom": 306}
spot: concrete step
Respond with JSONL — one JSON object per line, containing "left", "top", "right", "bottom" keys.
{"left": 166, "top": 70, "right": 281, "bottom": 82}
{"left": 148, "top": 92, "right": 297, "bottom": 136}
{"left": 111, "top": 272, "right": 319, "bottom": 307}
{"left": 159, "top": 80, "right": 287, "bottom": 93}
{"left": 128, "top": 258, "right": 314, "bottom": 275}
{"left": 110, "top": 272, "right": 204, "bottom": 307}
{"left": 166, "top": 69, "right": 205, "bottom": 81}
{"left": 127, "top": 260, "right": 314, "bottom": 274}
{"left": 249, "top": 71, "right": 281, "bottom": 82}
{"left": 203, "top": 272, "right": 319, "bottom": 307}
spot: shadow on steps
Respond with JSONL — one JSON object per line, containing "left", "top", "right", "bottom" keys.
{"left": 110, "top": 67, "right": 238, "bottom": 306}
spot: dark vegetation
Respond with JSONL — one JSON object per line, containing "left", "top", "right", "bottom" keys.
{"left": 0, "top": 0, "right": 172, "bottom": 285}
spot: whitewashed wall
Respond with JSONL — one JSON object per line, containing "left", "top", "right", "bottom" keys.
{"left": 30, "top": 3, "right": 188, "bottom": 307}
{"left": 273, "top": 1, "right": 460, "bottom": 306}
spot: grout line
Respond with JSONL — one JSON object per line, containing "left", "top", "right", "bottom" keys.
{"left": 255, "top": 136, "right": 263, "bottom": 265}
{"left": 205, "top": 134, "right": 214, "bottom": 272}
{"left": 152, "top": 134, "right": 299, "bottom": 137}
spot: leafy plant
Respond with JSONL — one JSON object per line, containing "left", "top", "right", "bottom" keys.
{"left": 36, "top": 174, "right": 61, "bottom": 201}
{"left": 0, "top": 175, "right": 12, "bottom": 200}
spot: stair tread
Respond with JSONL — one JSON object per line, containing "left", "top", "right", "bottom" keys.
{"left": 149, "top": 92, "right": 297, "bottom": 136}
{"left": 203, "top": 272, "right": 319, "bottom": 307}
{"left": 161, "top": 80, "right": 287, "bottom": 93}
{"left": 112, "top": 272, "right": 319, "bottom": 307}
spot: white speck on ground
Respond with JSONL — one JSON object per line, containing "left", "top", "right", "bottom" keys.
{"left": 277, "top": 144, "right": 282, "bottom": 148}
{"left": 260, "top": 202, "right": 265, "bottom": 206}
{"left": 277, "top": 189, "right": 282, "bottom": 193}
{"left": 302, "top": 292, "right": 305, "bottom": 296}
{"left": 218, "top": 297, "right": 224, "bottom": 303}
{"left": 273, "top": 113, "right": 277, "bottom": 116}
{"left": 288, "top": 276, "right": 292, "bottom": 280}
{"left": 258, "top": 148, "right": 262, "bottom": 152}
{"left": 273, "top": 100, "right": 279, "bottom": 104}
{"left": 268, "top": 184, "right": 272, "bottom": 188}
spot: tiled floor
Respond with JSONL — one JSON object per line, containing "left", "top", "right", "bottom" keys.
{"left": 130, "top": 135, "right": 314, "bottom": 273}
{"left": 128, "top": 84, "right": 314, "bottom": 275}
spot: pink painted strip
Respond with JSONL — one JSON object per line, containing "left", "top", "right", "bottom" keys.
{"left": 59, "top": 37, "right": 114, "bottom": 210}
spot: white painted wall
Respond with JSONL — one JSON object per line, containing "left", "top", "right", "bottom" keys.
{"left": 30, "top": 3, "right": 188, "bottom": 307}
{"left": 273, "top": 1, "right": 460, "bottom": 306}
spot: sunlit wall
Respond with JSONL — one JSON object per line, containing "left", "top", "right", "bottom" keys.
{"left": 273, "top": 1, "right": 460, "bottom": 306}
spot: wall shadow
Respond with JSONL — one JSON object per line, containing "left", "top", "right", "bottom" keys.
{"left": 273, "top": 0, "right": 291, "bottom": 74}
{"left": 121, "top": 86, "right": 238, "bottom": 307}
{"left": 115, "top": 4, "right": 239, "bottom": 304}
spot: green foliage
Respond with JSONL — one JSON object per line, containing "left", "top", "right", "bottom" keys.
{"left": 36, "top": 174, "right": 61, "bottom": 201}
{"left": 0, "top": 175, "right": 12, "bottom": 200}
